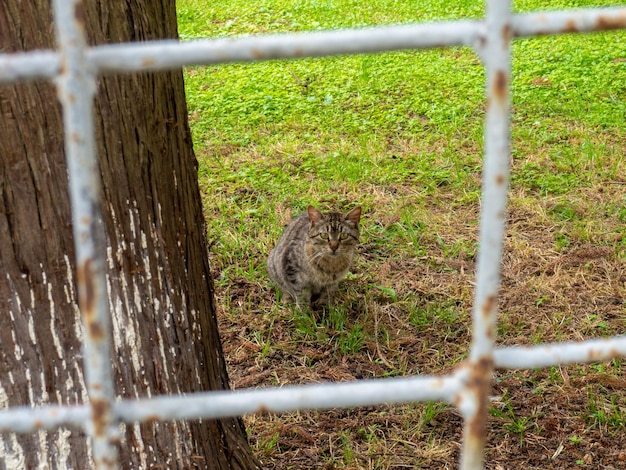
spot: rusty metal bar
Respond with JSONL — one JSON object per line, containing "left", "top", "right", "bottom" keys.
{"left": 0, "top": 371, "right": 466, "bottom": 433}
{"left": 51, "top": 1, "right": 119, "bottom": 468}
{"left": 4, "top": 335, "right": 626, "bottom": 434}
{"left": 494, "top": 336, "right": 626, "bottom": 369}
{"left": 2, "top": 7, "right": 625, "bottom": 84}
{"left": 89, "top": 21, "right": 481, "bottom": 73}
{"left": 459, "top": 0, "right": 512, "bottom": 468}
{"left": 512, "top": 7, "right": 626, "bottom": 37}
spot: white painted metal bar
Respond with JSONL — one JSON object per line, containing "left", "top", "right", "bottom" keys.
{"left": 494, "top": 336, "right": 626, "bottom": 369}
{"left": 51, "top": 0, "right": 119, "bottom": 468}
{"left": 512, "top": 7, "right": 626, "bottom": 37}
{"left": 3, "top": 337, "right": 626, "bottom": 434}
{"left": 0, "top": 404, "right": 91, "bottom": 434}
{"left": 0, "top": 372, "right": 465, "bottom": 434}
{"left": 460, "top": 0, "right": 512, "bottom": 468}
{"left": 116, "top": 370, "right": 468, "bottom": 423}
{"left": 1, "top": 7, "right": 625, "bottom": 83}
{"left": 0, "top": 50, "right": 60, "bottom": 83}
{"left": 89, "top": 21, "right": 481, "bottom": 73}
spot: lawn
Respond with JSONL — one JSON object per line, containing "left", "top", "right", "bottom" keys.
{"left": 177, "top": 1, "right": 626, "bottom": 468}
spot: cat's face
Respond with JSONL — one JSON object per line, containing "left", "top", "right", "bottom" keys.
{"left": 306, "top": 206, "right": 361, "bottom": 256}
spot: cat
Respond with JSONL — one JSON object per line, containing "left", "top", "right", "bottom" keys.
{"left": 267, "top": 205, "right": 362, "bottom": 308}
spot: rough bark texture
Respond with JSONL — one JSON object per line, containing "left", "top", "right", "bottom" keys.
{"left": 0, "top": 1, "right": 257, "bottom": 468}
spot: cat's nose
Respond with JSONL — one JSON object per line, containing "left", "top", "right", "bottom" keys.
{"left": 329, "top": 240, "right": 339, "bottom": 252}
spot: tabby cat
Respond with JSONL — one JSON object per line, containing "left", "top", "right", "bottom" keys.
{"left": 267, "top": 205, "right": 362, "bottom": 308}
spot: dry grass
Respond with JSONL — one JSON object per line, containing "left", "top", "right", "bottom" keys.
{"left": 205, "top": 161, "right": 626, "bottom": 468}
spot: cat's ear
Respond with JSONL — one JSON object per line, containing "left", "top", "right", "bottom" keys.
{"left": 307, "top": 206, "right": 324, "bottom": 223}
{"left": 345, "top": 206, "right": 361, "bottom": 225}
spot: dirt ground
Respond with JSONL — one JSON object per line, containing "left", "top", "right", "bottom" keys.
{"left": 214, "top": 195, "right": 626, "bottom": 469}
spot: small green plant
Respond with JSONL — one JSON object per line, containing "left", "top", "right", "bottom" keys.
{"left": 490, "top": 392, "right": 539, "bottom": 446}
{"left": 569, "top": 435, "right": 583, "bottom": 445}
{"left": 375, "top": 285, "right": 398, "bottom": 303}
{"left": 586, "top": 391, "right": 626, "bottom": 431}
{"left": 339, "top": 430, "right": 356, "bottom": 466}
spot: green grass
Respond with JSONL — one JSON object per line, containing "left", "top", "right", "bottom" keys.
{"left": 178, "top": 0, "right": 626, "bottom": 467}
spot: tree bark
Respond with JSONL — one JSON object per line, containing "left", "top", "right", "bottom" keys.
{"left": 0, "top": 1, "right": 258, "bottom": 468}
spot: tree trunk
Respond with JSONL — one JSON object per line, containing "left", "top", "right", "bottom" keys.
{"left": 0, "top": 1, "right": 258, "bottom": 468}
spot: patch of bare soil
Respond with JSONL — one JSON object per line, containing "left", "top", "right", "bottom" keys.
{"left": 215, "top": 198, "right": 626, "bottom": 469}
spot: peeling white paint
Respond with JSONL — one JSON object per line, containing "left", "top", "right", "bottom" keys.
{"left": 63, "top": 255, "right": 76, "bottom": 305}
{"left": 39, "top": 371, "right": 49, "bottom": 403}
{"left": 64, "top": 360, "right": 73, "bottom": 394}
{"left": 155, "top": 327, "right": 170, "bottom": 387}
{"left": 72, "top": 361, "right": 88, "bottom": 405}
{"left": 54, "top": 428, "right": 72, "bottom": 469}
{"left": 25, "top": 368, "right": 34, "bottom": 405}
{"left": 72, "top": 301, "right": 84, "bottom": 344}
{"left": 0, "top": 432, "right": 25, "bottom": 470}
{"left": 48, "top": 283, "right": 64, "bottom": 360}
{"left": 107, "top": 245, "right": 114, "bottom": 270}
{"left": 110, "top": 296, "right": 124, "bottom": 353}
{"left": 0, "top": 381, "right": 8, "bottom": 408}
{"left": 9, "top": 312, "right": 22, "bottom": 361}
{"left": 30, "top": 278, "right": 35, "bottom": 310}
{"left": 131, "top": 422, "right": 148, "bottom": 469}
{"left": 27, "top": 311, "right": 37, "bottom": 345}
{"left": 36, "top": 429, "right": 49, "bottom": 468}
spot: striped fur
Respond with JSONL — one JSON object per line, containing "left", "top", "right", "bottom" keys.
{"left": 267, "top": 206, "right": 361, "bottom": 307}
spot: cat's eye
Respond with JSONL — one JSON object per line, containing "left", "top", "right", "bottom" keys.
{"left": 339, "top": 233, "right": 349, "bottom": 240}
{"left": 319, "top": 233, "right": 329, "bottom": 240}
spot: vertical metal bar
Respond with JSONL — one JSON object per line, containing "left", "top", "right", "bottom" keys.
{"left": 460, "top": 0, "right": 512, "bottom": 469}
{"left": 52, "top": 1, "right": 119, "bottom": 468}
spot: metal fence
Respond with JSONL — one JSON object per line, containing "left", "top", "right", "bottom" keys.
{"left": 1, "top": 1, "right": 625, "bottom": 468}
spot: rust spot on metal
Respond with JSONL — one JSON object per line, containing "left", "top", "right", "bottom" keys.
{"left": 493, "top": 70, "right": 507, "bottom": 103}
{"left": 144, "top": 415, "right": 161, "bottom": 423}
{"left": 481, "top": 294, "right": 497, "bottom": 319}
{"left": 34, "top": 420, "right": 43, "bottom": 429}
{"left": 89, "top": 321, "right": 105, "bottom": 340}
{"left": 142, "top": 58, "right": 156, "bottom": 67}
{"left": 256, "top": 404, "right": 271, "bottom": 414}
{"left": 563, "top": 19, "right": 578, "bottom": 33}
{"left": 495, "top": 173, "right": 505, "bottom": 186}
{"left": 465, "top": 356, "right": 494, "bottom": 445}
{"left": 501, "top": 24, "right": 512, "bottom": 43}
{"left": 596, "top": 14, "right": 626, "bottom": 31}
{"left": 91, "top": 398, "right": 110, "bottom": 437}
{"left": 77, "top": 259, "right": 96, "bottom": 316}
{"left": 251, "top": 48, "right": 264, "bottom": 59}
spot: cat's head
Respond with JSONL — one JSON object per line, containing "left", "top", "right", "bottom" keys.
{"left": 307, "top": 206, "right": 361, "bottom": 254}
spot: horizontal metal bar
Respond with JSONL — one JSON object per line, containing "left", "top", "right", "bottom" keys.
{"left": 88, "top": 20, "right": 480, "bottom": 74}
{"left": 0, "top": 50, "right": 60, "bottom": 83}
{"left": 0, "top": 404, "right": 91, "bottom": 434}
{"left": 494, "top": 336, "right": 626, "bottom": 369}
{"left": 3, "top": 335, "right": 626, "bottom": 434}
{"left": 1, "top": 7, "right": 624, "bottom": 84}
{"left": 512, "top": 7, "right": 626, "bottom": 37}
{"left": 115, "top": 370, "right": 467, "bottom": 423}
{"left": 0, "top": 371, "right": 466, "bottom": 434}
